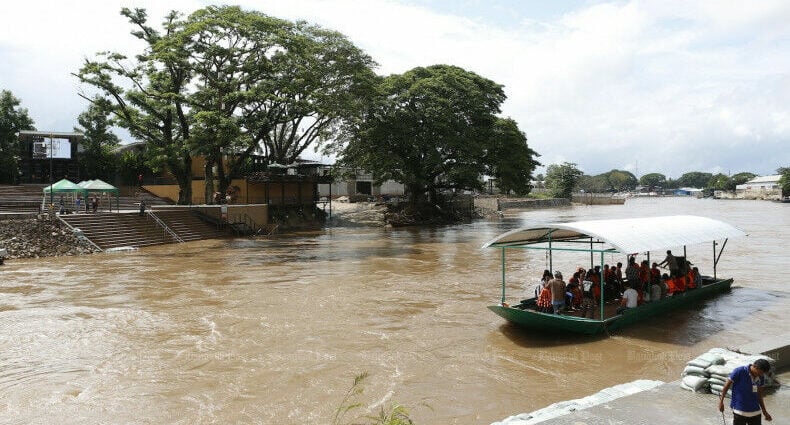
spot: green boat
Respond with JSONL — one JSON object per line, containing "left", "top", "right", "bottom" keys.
{"left": 483, "top": 215, "right": 746, "bottom": 335}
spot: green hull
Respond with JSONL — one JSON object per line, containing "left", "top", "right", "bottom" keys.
{"left": 488, "top": 278, "right": 733, "bottom": 335}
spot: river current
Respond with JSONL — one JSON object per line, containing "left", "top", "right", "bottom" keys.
{"left": 0, "top": 197, "right": 787, "bottom": 424}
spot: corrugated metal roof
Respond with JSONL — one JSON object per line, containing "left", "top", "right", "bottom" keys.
{"left": 746, "top": 175, "right": 781, "bottom": 184}
{"left": 483, "top": 215, "right": 746, "bottom": 254}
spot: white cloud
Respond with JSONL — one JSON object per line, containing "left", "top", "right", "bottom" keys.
{"left": 1, "top": 0, "right": 788, "bottom": 176}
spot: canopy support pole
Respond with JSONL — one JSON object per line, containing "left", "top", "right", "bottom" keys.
{"left": 500, "top": 248, "right": 506, "bottom": 305}
{"left": 713, "top": 238, "right": 728, "bottom": 279}
{"left": 589, "top": 237, "right": 594, "bottom": 269}
{"left": 548, "top": 231, "right": 553, "bottom": 272}
{"left": 599, "top": 251, "right": 605, "bottom": 321}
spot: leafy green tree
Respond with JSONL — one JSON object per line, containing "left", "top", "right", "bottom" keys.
{"left": 707, "top": 173, "right": 733, "bottom": 190}
{"left": 0, "top": 90, "right": 35, "bottom": 184}
{"left": 731, "top": 172, "right": 756, "bottom": 187}
{"left": 75, "top": 8, "right": 195, "bottom": 204}
{"left": 545, "top": 162, "right": 583, "bottom": 199}
{"left": 639, "top": 173, "right": 666, "bottom": 189}
{"left": 604, "top": 169, "right": 637, "bottom": 191}
{"left": 677, "top": 171, "right": 713, "bottom": 188}
{"left": 77, "top": 6, "right": 377, "bottom": 204}
{"left": 339, "top": 65, "right": 506, "bottom": 205}
{"left": 74, "top": 97, "right": 120, "bottom": 182}
{"left": 181, "top": 6, "right": 376, "bottom": 201}
{"left": 117, "top": 149, "right": 150, "bottom": 187}
{"left": 484, "top": 118, "right": 540, "bottom": 195}
{"left": 778, "top": 167, "right": 790, "bottom": 197}
{"left": 576, "top": 174, "right": 608, "bottom": 193}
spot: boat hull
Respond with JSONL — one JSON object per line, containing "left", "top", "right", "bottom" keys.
{"left": 488, "top": 278, "right": 733, "bottom": 335}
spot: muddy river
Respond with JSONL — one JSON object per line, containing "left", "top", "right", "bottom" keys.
{"left": 0, "top": 197, "right": 787, "bottom": 424}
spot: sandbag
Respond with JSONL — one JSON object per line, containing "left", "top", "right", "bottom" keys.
{"left": 682, "top": 375, "right": 709, "bottom": 392}
{"left": 708, "top": 377, "right": 727, "bottom": 387}
{"left": 683, "top": 365, "right": 709, "bottom": 377}
{"left": 698, "top": 352, "right": 726, "bottom": 365}
{"left": 688, "top": 358, "right": 712, "bottom": 369}
{"left": 706, "top": 365, "right": 735, "bottom": 377}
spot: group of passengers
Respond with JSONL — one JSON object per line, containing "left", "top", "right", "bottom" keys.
{"left": 533, "top": 250, "right": 703, "bottom": 317}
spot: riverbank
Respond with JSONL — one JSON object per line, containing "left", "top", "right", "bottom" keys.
{"left": 0, "top": 217, "right": 99, "bottom": 259}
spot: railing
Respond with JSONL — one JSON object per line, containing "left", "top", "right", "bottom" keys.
{"left": 146, "top": 211, "right": 185, "bottom": 243}
{"left": 56, "top": 215, "right": 103, "bottom": 252}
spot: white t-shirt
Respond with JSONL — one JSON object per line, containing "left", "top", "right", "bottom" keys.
{"left": 623, "top": 288, "right": 638, "bottom": 308}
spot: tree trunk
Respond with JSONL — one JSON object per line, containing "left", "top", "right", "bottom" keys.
{"left": 204, "top": 159, "right": 215, "bottom": 204}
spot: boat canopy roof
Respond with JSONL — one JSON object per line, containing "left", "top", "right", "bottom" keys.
{"left": 483, "top": 215, "right": 746, "bottom": 254}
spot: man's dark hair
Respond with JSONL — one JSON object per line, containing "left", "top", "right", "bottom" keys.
{"left": 754, "top": 358, "right": 771, "bottom": 373}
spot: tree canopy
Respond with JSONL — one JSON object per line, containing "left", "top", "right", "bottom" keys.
{"left": 0, "top": 90, "right": 35, "bottom": 184}
{"left": 576, "top": 169, "right": 637, "bottom": 193}
{"left": 639, "top": 173, "right": 666, "bottom": 189}
{"left": 338, "top": 65, "right": 535, "bottom": 205}
{"left": 75, "top": 6, "right": 376, "bottom": 204}
{"left": 676, "top": 171, "right": 713, "bottom": 189}
{"left": 484, "top": 118, "right": 540, "bottom": 195}
{"left": 74, "top": 97, "right": 120, "bottom": 182}
{"left": 545, "top": 162, "right": 583, "bottom": 199}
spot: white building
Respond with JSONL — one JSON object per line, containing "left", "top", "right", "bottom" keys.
{"left": 735, "top": 175, "right": 782, "bottom": 200}
{"left": 317, "top": 168, "right": 404, "bottom": 199}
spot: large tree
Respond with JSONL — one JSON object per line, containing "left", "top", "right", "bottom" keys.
{"left": 731, "top": 172, "right": 757, "bottom": 187}
{"left": 545, "top": 162, "right": 583, "bottom": 199}
{"left": 484, "top": 118, "right": 540, "bottom": 195}
{"left": 74, "top": 97, "right": 121, "bottom": 182}
{"left": 0, "top": 90, "right": 35, "bottom": 184}
{"left": 75, "top": 8, "right": 195, "bottom": 204}
{"left": 639, "top": 173, "right": 666, "bottom": 189}
{"left": 338, "top": 65, "right": 508, "bottom": 205}
{"left": 181, "top": 6, "right": 376, "bottom": 201}
{"left": 676, "top": 171, "right": 713, "bottom": 189}
{"left": 707, "top": 173, "right": 733, "bottom": 191}
{"left": 76, "top": 6, "right": 376, "bottom": 204}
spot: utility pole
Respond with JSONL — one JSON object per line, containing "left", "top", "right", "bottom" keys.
{"left": 49, "top": 133, "right": 54, "bottom": 206}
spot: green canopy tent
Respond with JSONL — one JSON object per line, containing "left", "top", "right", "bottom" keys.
{"left": 43, "top": 179, "right": 88, "bottom": 213}
{"left": 79, "top": 179, "right": 120, "bottom": 212}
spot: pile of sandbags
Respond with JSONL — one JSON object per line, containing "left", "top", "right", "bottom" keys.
{"left": 680, "top": 348, "right": 777, "bottom": 397}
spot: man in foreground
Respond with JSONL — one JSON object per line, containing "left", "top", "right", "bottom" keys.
{"left": 718, "top": 358, "right": 773, "bottom": 424}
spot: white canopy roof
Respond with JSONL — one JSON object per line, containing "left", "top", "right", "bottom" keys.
{"left": 483, "top": 215, "right": 746, "bottom": 254}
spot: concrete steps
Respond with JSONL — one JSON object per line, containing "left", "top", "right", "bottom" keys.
{"left": 60, "top": 213, "right": 177, "bottom": 250}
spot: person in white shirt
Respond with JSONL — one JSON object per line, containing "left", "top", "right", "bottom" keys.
{"left": 617, "top": 282, "right": 638, "bottom": 314}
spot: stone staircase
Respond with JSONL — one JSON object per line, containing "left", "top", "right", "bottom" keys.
{"left": 59, "top": 212, "right": 178, "bottom": 250}
{"left": 150, "top": 209, "right": 229, "bottom": 242}
{"left": 0, "top": 184, "right": 46, "bottom": 213}
{"left": 59, "top": 209, "right": 230, "bottom": 250}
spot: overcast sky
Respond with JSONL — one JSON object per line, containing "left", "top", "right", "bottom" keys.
{"left": 1, "top": 0, "right": 788, "bottom": 177}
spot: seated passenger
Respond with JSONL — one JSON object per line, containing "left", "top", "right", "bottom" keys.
{"left": 660, "top": 273, "right": 670, "bottom": 298}
{"left": 536, "top": 281, "right": 552, "bottom": 313}
{"left": 567, "top": 271, "right": 583, "bottom": 310}
{"left": 650, "top": 280, "right": 662, "bottom": 302}
{"left": 692, "top": 266, "right": 702, "bottom": 288}
{"left": 617, "top": 282, "right": 639, "bottom": 314}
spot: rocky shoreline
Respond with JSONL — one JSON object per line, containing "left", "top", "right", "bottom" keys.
{"left": 0, "top": 218, "right": 100, "bottom": 260}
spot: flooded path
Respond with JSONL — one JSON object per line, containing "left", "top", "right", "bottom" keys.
{"left": 0, "top": 197, "right": 787, "bottom": 424}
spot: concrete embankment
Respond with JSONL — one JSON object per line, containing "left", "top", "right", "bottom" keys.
{"left": 496, "top": 334, "right": 790, "bottom": 424}
{"left": 475, "top": 197, "right": 571, "bottom": 215}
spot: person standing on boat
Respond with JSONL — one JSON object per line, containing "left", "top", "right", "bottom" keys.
{"left": 718, "top": 359, "right": 773, "bottom": 424}
{"left": 547, "top": 271, "right": 566, "bottom": 314}
{"left": 658, "top": 250, "right": 680, "bottom": 277}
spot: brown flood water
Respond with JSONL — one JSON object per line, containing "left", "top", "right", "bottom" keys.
{"left": 0, "top": 197, "right": 788, "bottom": 424}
